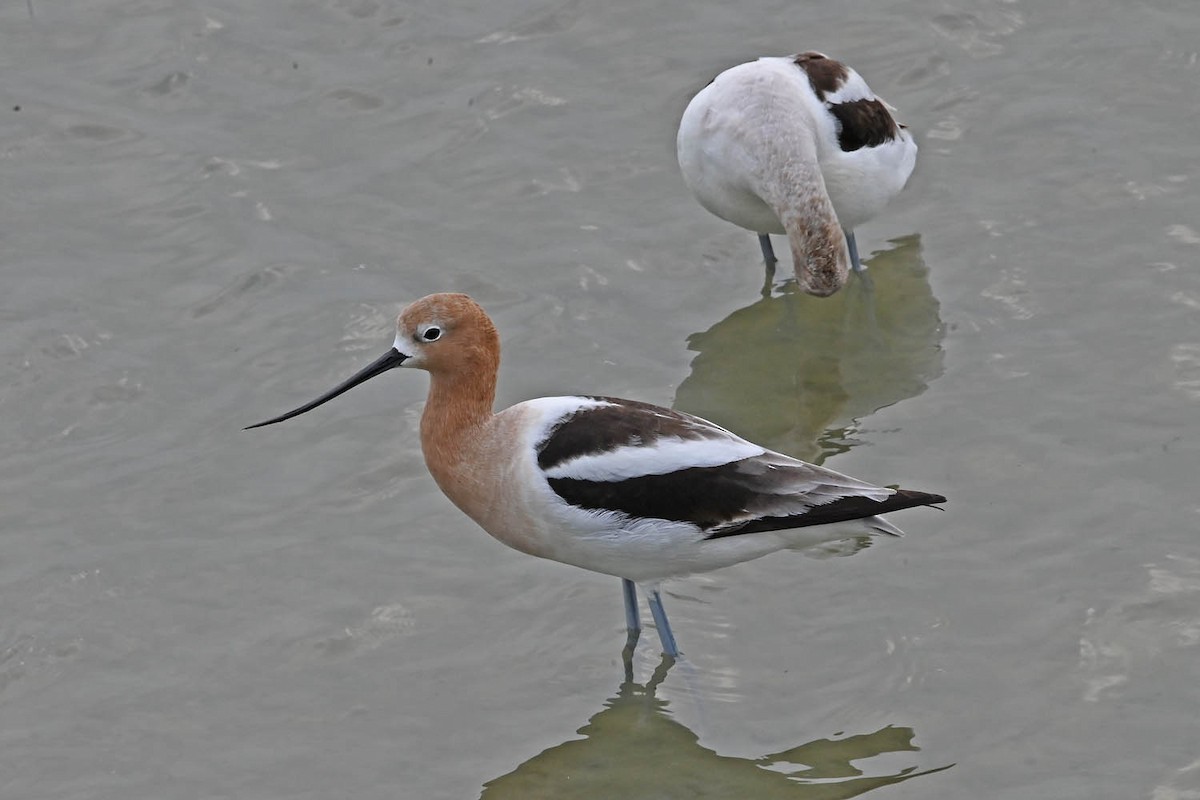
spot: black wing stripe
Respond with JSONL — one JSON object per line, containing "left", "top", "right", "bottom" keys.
{"left": 550, "top": 454, "right": 945, "bottom": 535}
{"left": 706, "top": 489, "right": 945, "bottom": 539}
{"left": 548, "top": 463, "right": 764, "bottom": 531}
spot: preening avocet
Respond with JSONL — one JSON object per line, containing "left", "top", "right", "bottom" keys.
{"left": 677, "top": 52, "right": 917, "bottom": 296}
{"left": 248, "top": 293, "right": 944, "bottom": 657}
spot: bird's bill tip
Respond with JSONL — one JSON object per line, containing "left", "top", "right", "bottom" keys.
{"left": 244, "top": 348, "right": 408, "bottom": 430}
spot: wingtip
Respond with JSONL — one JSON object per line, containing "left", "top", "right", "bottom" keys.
{"left": 895, "top": 488, "right": 947, "bottom": 507}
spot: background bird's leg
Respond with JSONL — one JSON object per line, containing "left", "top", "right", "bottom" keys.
{"left": 758, "top": 233, "right": 778, "bottom": 267}
{"left": 759, "top": 234, "right": 778, "bottom": 295}
{"left": 845, "top": 229, "right": 864, "bottom": 273}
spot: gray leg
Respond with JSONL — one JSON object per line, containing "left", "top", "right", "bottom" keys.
{"left": 622, "top": 578, "right": 640, "bottom": 633}
{"left": 758, "top": 233, "right": 777, "bottom": 266}
{"left": 845, "top": 229, "right": 864, "bottom": 274}
{"left": 647, "top": 589, "right": 680, "bottom": 657}
{"left": 621, "top": 579, "right": 641, "bottom": 671}
{"left": 758, "top": 234, "right": 778, "bottom": 295}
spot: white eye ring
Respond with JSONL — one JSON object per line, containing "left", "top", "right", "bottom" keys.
{"left": 419, "top": 325, "right": 442, "bottom": 342}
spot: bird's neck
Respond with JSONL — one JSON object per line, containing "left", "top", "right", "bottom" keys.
{"left": 765, "top": 170, "right": 849, "bottom": 297}
{"left": 419, "top": 364, "right": 498, "bottom": 475}
{"left": 751, "top": 129, "right": 850, "bottom": 297}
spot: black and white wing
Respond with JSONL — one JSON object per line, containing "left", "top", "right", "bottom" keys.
{"left": 793, "top": 51, "right": 907, "bottom": 153}
{"left": 533, "top": 396, "right": 944, "bottom": 538}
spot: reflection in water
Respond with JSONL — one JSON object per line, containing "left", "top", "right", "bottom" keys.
{"left": 480, "top": 658, "right": 951, "bottom": 798}
{"left": 674, "top": 236, "right": 943, "bottom": 464}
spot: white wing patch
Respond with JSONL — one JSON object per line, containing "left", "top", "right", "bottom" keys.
{"left": 521, "top": 395, "right": 613, "bottom": 430}
{"left": 543, "top": 435, "right": 766, "bottom": 482}
{"left": 822, "top": 69, "right": 875, "bottom": 105}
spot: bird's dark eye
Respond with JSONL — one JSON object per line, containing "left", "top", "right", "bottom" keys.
{"left": 420, "top": 326, "right": 442, "bottom": 342}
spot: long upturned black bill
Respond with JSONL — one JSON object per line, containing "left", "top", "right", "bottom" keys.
{"left": 245, "top": 348, "right": 409, "bottom": 430}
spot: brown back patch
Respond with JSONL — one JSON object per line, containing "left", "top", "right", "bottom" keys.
{"left": 793, "top": 51, "right": 849, "bottom": 101}
{"left": 828, "top": 98, "right": 899, "bottom": 151}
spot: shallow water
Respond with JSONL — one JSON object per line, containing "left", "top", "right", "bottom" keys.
{"left": 3, "top": 0, "right": 1199, "bottom": 798}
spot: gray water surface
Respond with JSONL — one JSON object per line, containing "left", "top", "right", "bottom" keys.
{"left": 3, "top": 0, "right": 1199, "bottom": 798}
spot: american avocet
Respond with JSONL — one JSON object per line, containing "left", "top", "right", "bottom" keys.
{"left": 677, "top": 52, "right": 917, "bottom": 296}
{"left": 248, "top": 293, "right": 944, "bottom": 657}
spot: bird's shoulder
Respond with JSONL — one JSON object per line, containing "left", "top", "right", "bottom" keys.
{"left": 517, "top": 395, "right": 759, "bottom": 479}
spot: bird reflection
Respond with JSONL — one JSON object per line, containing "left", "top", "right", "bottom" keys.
{"left": 480, "top": 657, "right": 951, "bottom": 798}
{"left": 674, "top": 235, "right": 942, "bottom": 464}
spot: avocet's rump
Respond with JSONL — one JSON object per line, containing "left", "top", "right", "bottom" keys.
{"left": 677, "top": 51, "right": 917, "bottom": 295}
{"left": 247, "top": 293, "right": 944, "bottom": 658}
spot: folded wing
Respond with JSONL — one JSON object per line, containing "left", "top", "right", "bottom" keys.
{"left": 535, "top": 397, "right": 944, "bottom": 538}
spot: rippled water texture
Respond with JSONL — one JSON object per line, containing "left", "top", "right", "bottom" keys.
{"left": 2, "top": 0, "right": 1199, "bottom": 797}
